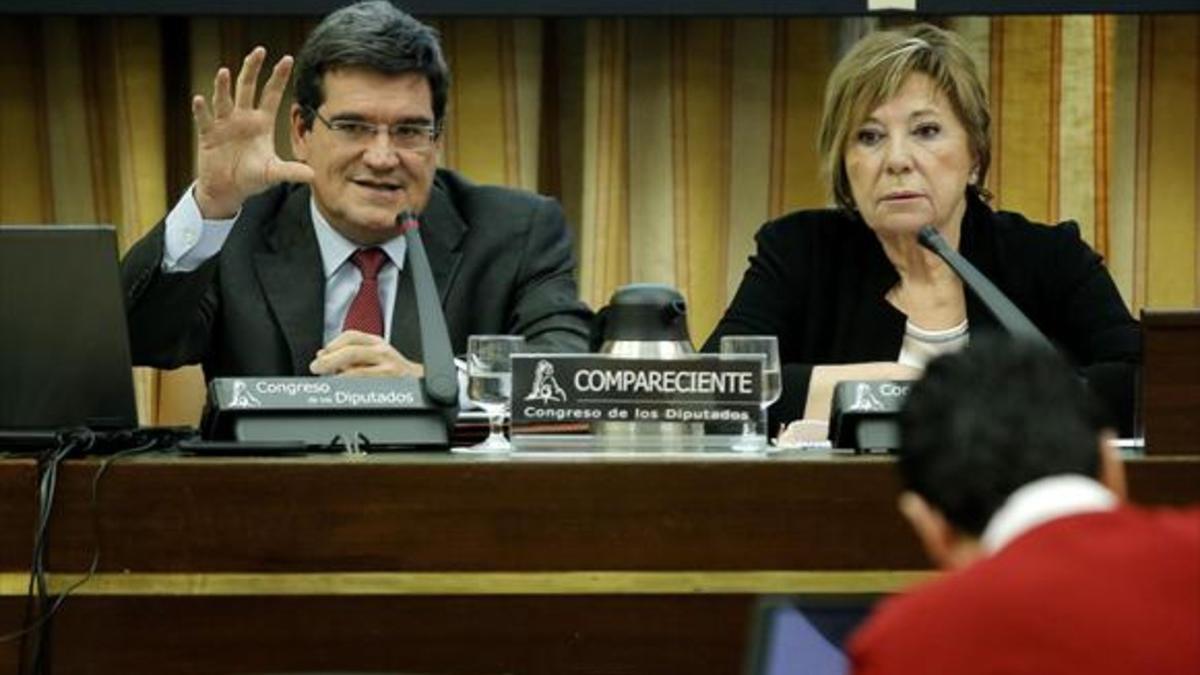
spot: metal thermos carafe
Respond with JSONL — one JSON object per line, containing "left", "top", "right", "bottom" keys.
{"left": 592, "top": 284, "right": 701, "bottom": 442}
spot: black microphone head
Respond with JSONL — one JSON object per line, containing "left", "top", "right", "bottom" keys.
{"left": 917, "top": 225, "right": 942, "bottom": 251}
{"left": 397, "top": 210, "right": 420, "bottom": 233}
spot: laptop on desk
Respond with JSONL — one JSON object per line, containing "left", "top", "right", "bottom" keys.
{"left": 0, "top": 225, "right": 138, "bottom": 438}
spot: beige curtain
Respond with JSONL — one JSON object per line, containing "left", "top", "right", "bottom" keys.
{"left": 2, "top": 14, "right": 1197, "bottom": 425}
{"left": 963, "top": 14, "right": 1200, "bottom": 313}
{"left": 563, "top": 18, "right": 840, "bottom": 340}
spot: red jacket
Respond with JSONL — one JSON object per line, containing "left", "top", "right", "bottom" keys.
{"left": 850, "top": 506, "right": 1200, "bottom": 675}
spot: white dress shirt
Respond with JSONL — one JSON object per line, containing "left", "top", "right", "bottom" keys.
{"left": 308, "top": 200, "right": 406, "bottom": 345}
{"left": 897, "top": 318, "right": 970, "bottom": 369}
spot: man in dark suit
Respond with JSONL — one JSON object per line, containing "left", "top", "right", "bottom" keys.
{"left": 849, "top": 338, "right": 1199, "bottom": 675}
{"left": 121, "top": 1, "right": 591, "bottom": 379}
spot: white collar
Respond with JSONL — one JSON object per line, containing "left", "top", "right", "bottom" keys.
{"left": 309, "top": 198, "right": 407, "bottom": 279}
{"left": 981, "top": 475, "right": 1117, "bottom": 553}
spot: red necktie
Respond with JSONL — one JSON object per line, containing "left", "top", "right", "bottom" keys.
{"left": 342, "top": 247, "right": 388, "bottom": 336}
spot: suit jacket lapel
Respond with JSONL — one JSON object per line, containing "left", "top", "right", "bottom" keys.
{"left": 253, "top": 186, "right": 325, "bottom": 375}
{"left": 390, "top": 174, "right": 467, "bottom": 361}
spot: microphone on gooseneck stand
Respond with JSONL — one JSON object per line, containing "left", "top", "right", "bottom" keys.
{"left": 917, "top": 225, "right": 1052, "bottom": 348}
{"left": 398, "top": 210, "right": 421, "bottom": 234}
{"left": 399, "top": 210, "right": 459, "bottom": 407}
{"left": 917, "top": 226, "right": 1124, "bottom": 427}
{"left": 829, "top": 225, "right": 1052, "bottom": 453}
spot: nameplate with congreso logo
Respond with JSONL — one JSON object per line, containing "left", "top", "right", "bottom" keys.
{"left": 209, "top": 377, "right": 426, "bottom": 410}
{"left": 511, "top": 354, "right": 763, "bottom": 427}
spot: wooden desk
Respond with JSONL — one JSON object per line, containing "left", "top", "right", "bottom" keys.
{"left": 1142, "top": 309, "right": 1200, "bottom": 455}
{"left": 1, "top": 453, "right": 1197, "bottom": 674}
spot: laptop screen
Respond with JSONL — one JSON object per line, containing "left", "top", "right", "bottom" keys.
{"left": 743, "top": 595, "right": 877, "bottom": 675}
{"left": 0, "top": 225, "right": 138, "bottom": 432}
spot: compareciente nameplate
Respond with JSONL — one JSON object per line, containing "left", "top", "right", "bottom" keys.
{"left": 511, "top": 354, "right": 762, "bottom": 425}
{"left": 209, "top": 376, "right": 426, "bottom": 410}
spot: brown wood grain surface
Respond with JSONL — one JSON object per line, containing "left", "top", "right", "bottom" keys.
{"left": 0, "top": 459, "right": 36, "bottom": 571}
{"left": 1142, "top": 309, "right": 1200, "bottom": 455}
{"left": 11, "top": 453, "right": 1199, "bottom": 575}
{"left": 41, "top": 595, "right": 764, "bottom": 675}
{"left": 41, "top": 455, "right": 922, "bottom": 573}
{"left": 0, "top": 454, "right": 1196, "bottom": 675}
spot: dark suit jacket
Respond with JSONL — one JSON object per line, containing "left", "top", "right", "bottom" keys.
{"left": 703, "top": 193, "right": 1141, "bottom": 434}
{"left": 121, "top": 169, "right": 592, "bottom": 378}
{"left": 849, "top": 506, "right": 1200, "bottom": 675}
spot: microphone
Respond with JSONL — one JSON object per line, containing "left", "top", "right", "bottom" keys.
{"left": 400, "top": 210, "right": 458, "bottom": 406}
{"left": 397, "top": 210, "right": 420, "bottom": 233}
{"left": 828, "top": 225, "right": 1053, "bottom": 453}
{"left": 917, "top": 225, "right": 1051, "bottom": 347}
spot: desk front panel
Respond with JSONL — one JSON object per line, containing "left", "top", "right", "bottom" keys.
{"left": 0, "top": 453, "right": 1195, "bottom": 675}
{"left": 43, "top": 455, "right": 923, "bottom": 573}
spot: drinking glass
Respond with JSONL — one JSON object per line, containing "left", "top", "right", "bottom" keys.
{"left": 462, "top": 335, "right": 525, "bottom": 453}
{"left": 720, "top": 335, "right": 782, "bottom": 450}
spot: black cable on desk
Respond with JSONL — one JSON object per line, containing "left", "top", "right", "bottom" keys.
{"left": 20, "top": 429, "right": 90, "bottom": 675}
{"left": 1, "top": 427, "right": 193, "bottom": 675}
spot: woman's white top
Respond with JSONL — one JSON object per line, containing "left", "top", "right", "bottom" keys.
{"left": 898, "top": 318, "right": 969, "bottom": 369}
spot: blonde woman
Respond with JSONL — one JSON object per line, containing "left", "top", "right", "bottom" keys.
{"left": 704, "top": 24, "right": 1138, "bottom": 436}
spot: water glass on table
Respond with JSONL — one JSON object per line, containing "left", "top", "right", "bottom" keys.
{"left": 719, "top": 335, "right": 782, "bottom": 450}
{"left": 460, "top": 334, "right": 525, "bottom": 454}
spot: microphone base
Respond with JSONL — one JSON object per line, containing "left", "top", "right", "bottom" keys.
{"left": 228, "top": 412, "right": 449, "bottom": 451}
{"left": 853, "top": 418, "right": 900, "bottom": 454}
{"left": 828, "top": 380, "right": 909, "bottom": 452}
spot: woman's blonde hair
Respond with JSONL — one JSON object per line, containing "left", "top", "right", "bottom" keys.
{"left": 818, "top": 24, "right": 991, "bottom": 212}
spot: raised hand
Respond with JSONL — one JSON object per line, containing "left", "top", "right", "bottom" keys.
{"left": 191, "top": 47, "right": 314, "bottom": 218}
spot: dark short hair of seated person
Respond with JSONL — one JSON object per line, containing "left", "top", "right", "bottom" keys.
{"left": 292, "top": 0, "right": 451, "bottom": 131}
{"left": 897, "top": 336, "right": 1108, "bottom": 536}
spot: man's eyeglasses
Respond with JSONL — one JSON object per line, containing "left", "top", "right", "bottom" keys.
{"left": 306, "top": 107, "right": 440, "bottom": 152}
